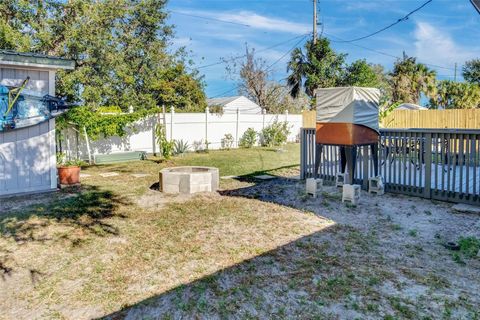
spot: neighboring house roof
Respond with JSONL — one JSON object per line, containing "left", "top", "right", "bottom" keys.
{"left": 207, "top": 96, "right": 242, "bottom": 106}
{"left": 0, "top": 50, "right": 75, "bottom": 70}
{"left": 396, "top": 103, "right": 428, "bottom": 110}
{"left": 207, "top": 95, "right": 262, "bottom": 114}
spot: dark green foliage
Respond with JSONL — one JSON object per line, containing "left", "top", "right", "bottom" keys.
{"left": 0, "top": 0, "right": 206, "bottom": 113}
{"left": 463, "top": 59, "right": 480, "bottom": 84}
{"left": 287, "top": 38, "right": 346, "bottom": 99}
{"left": 458, "top": 236, "right": 480, "bottom": 259}
{"left": 239, "top": 128, "right": 258, "bottom": 148}
{"left": 390, "top": 55, "right": 437, "bottom": 104}
{"left": 341, "top": 59, "right": 382, "bottom": 88}
{"left": 429, "top": 80, "right": 480, "bottom": 109}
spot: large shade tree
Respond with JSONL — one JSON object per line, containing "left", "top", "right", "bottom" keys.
{"left": 0, "top": 0, "right": 206, "bottom": 112}
{"left": 463, "top": 59, "right": 480, "bottom": 85}
{"left": 341, "top": 59, "right": 382, "bottom": 88}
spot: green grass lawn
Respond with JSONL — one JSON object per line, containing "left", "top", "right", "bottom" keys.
{"left": 82, "top": 143, "right": 300, "bottom": 196}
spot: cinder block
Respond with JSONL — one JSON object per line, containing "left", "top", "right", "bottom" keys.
{"left": 342, "top": 184, "right": 361, "bottom": 205}
{"left": 191, "top": 172, "right": 212, "bottom": 184}
{"left": 159, "top": 166, "right": 219, "bottom": 194}
{"left": 368, "top": 176, "right": 384, "bottom": 195}
{"left": 336, "top": 173, "right": 346, "bottom": 187}
{"left": 163, "top": 184, "right": 180, "bottom": 194}
{"left": 189, "top": 183, "right": 211, "bottom": 193}
{"left": 306, "top": 178, "right": 323, "bottom": 198}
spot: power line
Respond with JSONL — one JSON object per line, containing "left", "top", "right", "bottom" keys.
{"left": 209, "top": 36, "right": 308, "bottom": 99}
{"left": 335, "top": 0, "right": 433, "bottom": 43}
{"left": 323, "top": 32, "right": 456, "bottom": 72}
{"left": 266, "top": 35, "right": 308, "bottom": 72}
{"left": 170, "top": 10, "right": 251, "bottom": 27}
{"left": 197, "top": 33, "right": 309, "bottom": 69}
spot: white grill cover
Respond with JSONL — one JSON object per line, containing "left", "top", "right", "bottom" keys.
{"left": 316, "top": 87, "right": 381, "bottom": 132}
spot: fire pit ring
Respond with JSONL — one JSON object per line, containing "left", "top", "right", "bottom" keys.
{"left": 159, "top": 166, "right": 219, "bottom": 194}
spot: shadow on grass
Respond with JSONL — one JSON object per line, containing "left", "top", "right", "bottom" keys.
{"left": 96, "top": 223, "right": 394, "bottom": 319}
{"left": 0, "top": 185, "right": 130, "bottom": 280}
{"left": 0, "top": 185, "right": 129, "bottom": 243}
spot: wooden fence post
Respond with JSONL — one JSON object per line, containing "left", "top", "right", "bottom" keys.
{"left": 424, "top": 132, "right": 432, "bottom": 198}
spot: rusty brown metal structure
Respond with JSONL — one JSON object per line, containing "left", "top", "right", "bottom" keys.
{"left": 314, "top": 87, "right": 381, "bottom": 184}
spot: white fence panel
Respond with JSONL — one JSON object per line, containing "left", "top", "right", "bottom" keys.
{"left": 62, "top": 109, "right": 302, "bottom": 160}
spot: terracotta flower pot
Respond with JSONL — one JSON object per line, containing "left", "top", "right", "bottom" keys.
{"left": 58, "top": 166, "right": 81, "bottom": 185}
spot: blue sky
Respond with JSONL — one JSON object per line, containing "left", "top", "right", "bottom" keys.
{"left": 166, "top": 0, "right": 480, "bottom": 98}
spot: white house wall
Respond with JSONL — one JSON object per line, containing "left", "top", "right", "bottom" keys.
{"left": 63, "top": 112, "right": 302, "bottom": 159}
{"left": 0, "top": 119, "right": 56, "bottom": 196}
{"left": 0, "top": 67, "right": 49, "bottom": 94}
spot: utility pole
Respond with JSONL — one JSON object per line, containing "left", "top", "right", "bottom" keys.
{"left": 454, "top": 63, "right": 457, "bottom": 82}
{"left": 313, "top": 0, "right": 317, "bottom": 44}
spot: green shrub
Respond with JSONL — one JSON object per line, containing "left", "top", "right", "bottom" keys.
{"left": 221, "top": 133, "right": 234, "bottom": 150}
{"left": 239, "top": 128, "right": 257, "bottom": 148}
{"left": 260, "top": 121, "right": 290, "bottom": 147}
{"left": 96, "top": 106, "right": 122, "bottom": 113}
{"left": 459, "top": 236, "right": 480, "bottom": 259}
{"left": 155, "top": 124, "right": 174, "bottom": 159}
{"left": 173, "top": 140, "right": 190, "bottom": 156}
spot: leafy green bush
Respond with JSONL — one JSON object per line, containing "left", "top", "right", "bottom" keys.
{"left": 221, "top": 133, "right": 234, "bottom": 150}
{"left": 96, "top": 106, "right": 122, "bottom": 114}
{"left": 239, "top": 128, "right": 257, "bottom": 148}
{"left": 56, "top": 152, "right": 87, "bottom": 167}
{"left": 155, "top": 124, "right": 174, "bottom": 159}
{"left": 173, "top": 139, "right": 190, "bottom": 156}
{"left": 459, "top": 236, "right": 480, "bottom": 259}
{"left": 260, "top": 121, "right": 291, "bottom": 147}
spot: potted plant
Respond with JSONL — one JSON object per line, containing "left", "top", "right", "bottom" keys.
{"left": 57, "top": 153, "right": 85, "bottom": 185}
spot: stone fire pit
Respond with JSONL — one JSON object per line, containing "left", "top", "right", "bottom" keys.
{"left": 159, "top": 166, "right": 219, "bottom": 194}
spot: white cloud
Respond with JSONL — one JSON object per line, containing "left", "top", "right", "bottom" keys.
{"left": 174, "top": 9, "right": 310, "bottom": 35}
{"left": 413, "top": 21, "right": 476, "bottom": 68}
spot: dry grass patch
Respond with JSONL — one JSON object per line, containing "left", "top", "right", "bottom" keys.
{"left": 0, "top": 188, "right": 332, "bottom": 319}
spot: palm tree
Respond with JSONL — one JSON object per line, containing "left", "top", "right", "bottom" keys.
{"left": 287, "top": 38, "right": 346, "bottom": 99}
{"left": 390, "top": 55, "right": 437, "bottom": 104}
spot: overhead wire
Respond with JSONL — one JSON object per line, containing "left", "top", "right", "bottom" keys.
{"left": 334, "top": 0, "right": 433, "bottom": 43}
{"left": 197, "top": 33, "right": 309, "bottom": 69}
{"left": 209, "top": 35, "right": 308, "bottom": 98}
{"left": 170, "top": 10, "right": 251, "bottom": 27}
{"left": 323, "top": 32, "right": 456, "bottom": 72}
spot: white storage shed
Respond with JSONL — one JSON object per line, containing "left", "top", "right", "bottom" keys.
{"left": 0, "top": 51, "right": 74, "bottom": 197}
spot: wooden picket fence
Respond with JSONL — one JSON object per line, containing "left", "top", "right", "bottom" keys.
{"left": 382, "top": 109, "right": 480, "bottom": 129}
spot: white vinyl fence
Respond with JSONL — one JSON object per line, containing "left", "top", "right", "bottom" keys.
{"left": 61, "top": 108, "right": 302, "bottom": 160}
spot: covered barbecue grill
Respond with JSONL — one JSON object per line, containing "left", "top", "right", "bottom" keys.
{"left": 314, "top": 87, "right": 381, "bottom": 183}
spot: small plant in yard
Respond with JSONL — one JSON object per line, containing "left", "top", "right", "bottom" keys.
{"left": 458, "top": 236, "right": 480, "bottom": 259}
{"left": 221, "top": 133, "right": 234, "bottom": 150}
{"left": 155, "top": 124, "right": 174, "bottom": 159}
{"left": 260, "top": 121, "right": 290, "bottom": 147}
{"left": 408, "top": 229, "right": 418, "bottom": 237}
{"left": 239, "top": 128, "right": 257, "bottom": 148}
{"left": 173, "top": 139, "right": 190, "bottom": 156}
{"left": 193, "top": 139, "right": 209, "bottom": 153}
